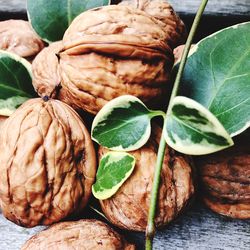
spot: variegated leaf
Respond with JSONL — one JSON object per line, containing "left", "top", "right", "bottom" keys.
{"left": 164, "top": 96, "right": 233, "bottom": 155}
{"left": 92, "top": 152, "right": 136, "bottom": 200}
{"left": 91, "top": 95, "right": 164, "bottom": 151}
{"left": 0, "top": 50, "right": 34, "bottom": 116}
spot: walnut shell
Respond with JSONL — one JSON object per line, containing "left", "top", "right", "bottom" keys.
{"left": 32, "top": 41, "right": 74, "bottom": 107}
{"left": 99, "top": 125, "right": 195, "bottom": 231}
{"left": 0, "top": 20, "right": 44, "bottom": 59}
{"left": 0, "top": 98, "right": 96, "bottom": 227}
{"left": 21, "top": 219, "right": 135, "bottom": 250}
{"left": 32, "top": 41, "right": 63, "bottom": 99}
{"left": 33, "top": 5, "right": 185, "bottom": 114}
{"left": 0, "top": 115, "right": 7, "bottom": 129}
{"left": 197, "top": 144, "right": 250, "bottom": 219}
{"left": 118, "top": 0, "right": 186, "bottom": 47}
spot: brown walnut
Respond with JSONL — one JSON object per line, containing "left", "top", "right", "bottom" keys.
{"left": 118, "top": 0, "right": 186, "bottom": 47}
{"left": 32, "top": 41, "right": 63, "bottom": 99}
{"left": 0, "top": 20, "right": 44, "bottom": 59}
{"left": 0, "top": 115, "right": 7, "bottom": 129}
{"left": 99, "top": 125, "right": 195, "bottom": 231}
{"left": 21, "top": 219, "right": 135, "bottom": 250}
{"left": 197, "top": 144, "right": 250, "bottom": 219}
{"left": 32, "top": 41, "right": 74, "bottom": 107}
{"left": 33, "top": 5, "right": 185, "bottom": 114}
{"left": 0, "top": 98, "right": 96, "bottom": 227}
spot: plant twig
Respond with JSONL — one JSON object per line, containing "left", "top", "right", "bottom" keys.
{"left": 145, "top": 0, "right": 209, "bottom": 249}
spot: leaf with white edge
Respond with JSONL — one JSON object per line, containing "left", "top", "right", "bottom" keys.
{"left": 91, "top": 95, "right": 164, "bottom": 151}
{"left": 164, "top": 96, "right": 234, "bottom": 155}
{"left": 0, "top": 50, "right": 34, "bottom": 116}
{"left": 92, "top": 152, "right": 136, "bottom": 200}
{"left": 27, "top": 0, "right": 111, "bottom": 43}
{"left": 177, "top": 22, "right": 250, "bottom": 137}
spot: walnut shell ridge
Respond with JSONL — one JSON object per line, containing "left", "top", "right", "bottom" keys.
{"left": 21, "top": 219, "right": 135, "bottom": 250}
{"left": 118, "top": 0, "right": 186, "bottom": 47}
{"left": 0, "top": 98, "right": 96, "bottom": 227}
{"left": 99, "top": 125, "right": 195, "bottom": 231}
{"left": 33, "top": 4, "right": 186, "bottom": 114}
{"left": 0, "top": 20, "right": 44, "bottom": 59}
{"left": 197, "top": 144, "right": 250, "bottom": 219}
{"left": 32, "top": 41, "right": 63, "bottom": 99}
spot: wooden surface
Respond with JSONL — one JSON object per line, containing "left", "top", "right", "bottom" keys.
{"left": 0, "top": 0, "right": 250, "bottom": 16}
{"left": 1, "top": 200, "right": 249, "bottom": 250}
{"left": 0, "top": 0, "right": 25, "bottom": 12}
{"left": 0, "top": 1, "right": 250, "bottom": 250}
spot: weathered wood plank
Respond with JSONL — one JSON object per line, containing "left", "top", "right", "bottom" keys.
{"left": 168, "top": 0, "right": 250, "bottom": 16}
{"left": 0, "top": 0, "right": 26, "bottom": 13}
{"left": 0, "top": 201, "right": 249, "bottom": 250}
{"left": 0, "top": 1, "right": 249, "bottom": 250}
{"left": 0, "top": 0, "right": 249, "bottom": 16}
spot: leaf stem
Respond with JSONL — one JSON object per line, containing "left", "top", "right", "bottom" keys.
{"left": 145, "top": 0, "right": 208, "bottom": 249}
{"left": 149, "top": 110, "right": 166, "bottom": 119}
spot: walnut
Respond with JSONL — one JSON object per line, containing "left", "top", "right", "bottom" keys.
{"left": 32, "top": 41, "right": 76, "bottom": 108}
{"left": 0, "top": 115, "right": 7, "bottom": 129}
{"left": 21, "top": 219, "right": 135, "bottom": 250}
{"left": 32, "top": 41, "right": 62, "bottom": 98}
{"left": 0, "top": 20, "right": 44, "bottom": 59}
{"left": 0, "top": 98, "right": 96, "bottom": 227}
{"left": 197, "top": 144, "right": 250, "bottom": 219}
{"left": 99, "top": 125, "right": 195, "bottom": 231}
{"left": 33, "top": 5, "right": 185, "bottom": 114}
{"left": 118, "top": 0, "right": 186, "bottom": 47}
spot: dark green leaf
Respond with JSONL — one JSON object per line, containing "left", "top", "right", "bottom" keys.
{"left": 92, "top": 152, "right": 136, "bottom": 200}
{"left": 27, "top": 0, "right": 110, "bottom": 42}
{"left": 91, "top": 95, "right": 164, "bottom": 151}
{"left": 178, "top": 22, "right": 250, "bottom": 136}
{"left": 164, "top": 96, "right": 233, "bottom": 155}
{"left": 0, "top": 50, "right": 34, "bottom": 115}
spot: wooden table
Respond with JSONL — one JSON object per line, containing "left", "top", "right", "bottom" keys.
{"left": 0, "top": 0, "right": 249, "bottom": 249}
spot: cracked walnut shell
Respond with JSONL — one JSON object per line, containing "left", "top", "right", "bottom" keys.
{"left": 99, "top": 125, "right": 195, "bottom": 231}
{"left": 33, "top": 5, "right": 186, "bottom": 114}
{"left": 21, "top": 219, "right": 135, "bottom": 250}
{"left": 197, "top": 144, "right": 250, "bottom": 219}
{"left": 0, "top": 98, "right": 96, "bottom": 227}
{"left": 0, "top": 20, "right": 44, "bottom": 59}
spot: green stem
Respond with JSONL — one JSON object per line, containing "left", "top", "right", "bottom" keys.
{"left": 145, "top": 0, "right": 208, "bottom": 249}
{"left": 149, "top": 110, "right": 166, "bottom": 119}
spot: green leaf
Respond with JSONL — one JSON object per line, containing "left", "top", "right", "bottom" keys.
{"left": 27, "top": 0, "right": 111, "bottom": 42}
{"left": 178, "top": 22, "right": 250, "bottom": 137}
{"left": 164, "top": 96, "right": 233, "bottom": 155}
{"left": 0, "top": 50, "right": 34, "bottom": 115}
{"left": 92, "top": 152, "right": 136, "bottom": 200}
{"left": 91, "top": 95, "right": 164, "bottom": 151}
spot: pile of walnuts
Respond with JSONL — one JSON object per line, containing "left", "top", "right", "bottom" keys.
{"left": 0, "top": 1, "right": 248, "bottom": 249}
{"left": 32, "top": 2, "right": 186, "bottom": 114}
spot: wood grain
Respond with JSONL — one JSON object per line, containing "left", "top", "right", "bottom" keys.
{"left": 168, "top": 0, "right": 250, "bottom": 16}
{"left": 0, "top": 0, "right": 249, "bottom": 16}
{"left": 0, "top": 0, "right": 25, "bottom": 12}
{"left": 0, "top": 1, "right": 249, "bottom": 250}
